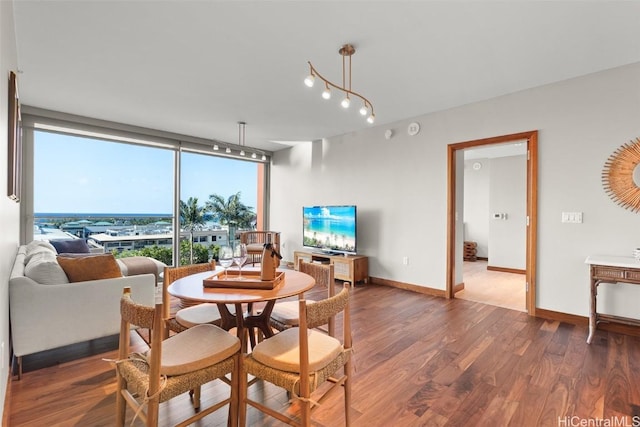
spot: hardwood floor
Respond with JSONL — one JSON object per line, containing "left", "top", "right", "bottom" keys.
{"left": 457, "top": 260, "right": 526, "bottom": 312}
{"left": 6, "top": 283, "right": 640, "bottom": 426}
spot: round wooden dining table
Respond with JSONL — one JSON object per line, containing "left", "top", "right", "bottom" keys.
{"left": 167, "top": 267, "right": 315, "bottom": 352}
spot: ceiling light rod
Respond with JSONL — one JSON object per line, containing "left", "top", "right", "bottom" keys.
{"left": 305, "top": 44, "right": 375, "bottom": 123}
{"left": 238, "top": 121, "right": 246, "bottom": 156}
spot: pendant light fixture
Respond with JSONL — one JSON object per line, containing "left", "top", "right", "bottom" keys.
{"left": 304, "top": 43, "right": 375, "bottom": 124}
{"left": 238, "top": 121, "right": 246, "bottom": 156}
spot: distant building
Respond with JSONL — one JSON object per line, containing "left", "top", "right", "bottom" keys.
{"left": 34, "top": 216, "right": 232, "bottom": 253}
{"left": 88, "top": 228, "right": 228, "bottom": 253}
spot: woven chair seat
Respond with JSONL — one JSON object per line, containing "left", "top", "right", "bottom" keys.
{"left": 115, "top": 287, "right": 241, "bottom": 426}
{"left": 176, "top": 303, "right": 222, "bottom": 329}
{"left": 240, "top": 286, "right": 352, "bottom": 426}
{"left": 243, "top": 352, "right": 348, "bottom": 396}
{"left": 162, "top": 262, "right": 239, "bottom": 338}
{"left": 165, "top": 317, "right": 189, "bottom": 334}
{"left": 269, "top": 261, "right": 335, "bottom": 336}
{"left": 117, "top": 355, "right": 236, "bottom": 402}
{"left": 152, "top": 324, "right": 240, "bottom": 375}
{"left": 251, "top": 327, "right": 341, "bottom": 373}
{"left": 269, "top": 300, "right": 316, "bottom": 327}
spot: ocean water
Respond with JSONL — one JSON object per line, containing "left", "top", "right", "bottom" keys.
{"left": 35, "top": 213, "right": 172, "bottom": 218}
{"left": 305, "top": 218, "right": 355, "bottom": 239}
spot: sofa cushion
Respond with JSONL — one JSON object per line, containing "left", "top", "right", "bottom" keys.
{"left": 116, "top": 256, "right": 166, "bottom": 277}
{"left": 24, "top": 252, "right": 70, "bottom": 285}
{"left": 24, "top": 245, "right": 57, "bottom": 264}
{"left": 26, "top": 240, "right": 56, "bottom": 255}
{"left": 57, "top": 253, "right": 123, "bottom": 282}
{"left": 50, "top": 239, "right": 91, "bottom": 254}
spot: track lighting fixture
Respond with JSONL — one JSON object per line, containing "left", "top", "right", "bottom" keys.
{"left": 322, "top": 84, "right": 331, "bottom": 100}
{"left": 207, "top": 121, "right": 269, "bottom": 162}
{"left": 304, "top": 43, "right": 375, "bottom": 124}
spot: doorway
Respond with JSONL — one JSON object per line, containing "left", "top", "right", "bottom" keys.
{"left": 446, "top": 131, "right": 538, "bottom": 316}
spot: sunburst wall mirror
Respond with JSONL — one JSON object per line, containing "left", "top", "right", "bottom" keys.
{"left": 602, "top": 137, "right": 640, "bottom": 213}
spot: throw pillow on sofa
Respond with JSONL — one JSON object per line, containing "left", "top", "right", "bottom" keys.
{"left": 24, "top": 244, "right": 56, "bottom": 264}
{"left": 50, "top": 239, "right": 91, "bottom": 254}
{"left": 26, "top": 240, "right": 56, "bottom": 254}
{"left": 57, "top": 253, "right": 123, "bottom": 282}
{"left": 24, "top": 252, "right": 70, "bottom": 285}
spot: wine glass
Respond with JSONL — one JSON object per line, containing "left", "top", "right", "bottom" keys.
{"left": 233, "top": 243, "right": 248, "bottom": 279}
{"left": 218, "top": 245, "right": 234, "bottom": 279}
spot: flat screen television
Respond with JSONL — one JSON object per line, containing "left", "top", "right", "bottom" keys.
{"left": 302, "top": 205, "right": 357, "bottom": 255}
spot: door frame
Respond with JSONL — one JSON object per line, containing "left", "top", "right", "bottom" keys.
{"left": 446, "top": 130, "right": 538, "bottom": 315}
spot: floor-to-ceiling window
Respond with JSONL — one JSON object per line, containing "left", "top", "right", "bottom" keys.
{"left": 179, "top": 151, "right": 260, "bottom": 264}
{"left": 24, "top": 111, "right": 267, "bottom": 267}
{"left": 32, "top": 129, "right": 176, "bottom": 265}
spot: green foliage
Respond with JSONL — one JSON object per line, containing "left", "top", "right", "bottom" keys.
{"left": 114, "top": 242, "right": 210, "bottom": 266}
{"left": 179, "top": 197, "right": 206, "bottom": 230}
{"left": 210, "top": 244, "right": 221, "bottom": 261}
{"left": 114, "top": 245, "right": 173, "bottom": 266}
{"left": 206, "top": 192, "right": 256, "bottom": 229}
{"left": 179, "top": 240, "right": 209, "bottom": 265}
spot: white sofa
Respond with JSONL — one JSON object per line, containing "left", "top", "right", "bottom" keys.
{"left": 9, "top": 241, "right": 156, "bottom": 377}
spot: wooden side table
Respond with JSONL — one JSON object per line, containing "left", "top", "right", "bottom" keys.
{"left": 585, "top": 255, "right": 640, "bottom": 343}
{"left": 294, "top": 251, "right": 368, "bottom": 285}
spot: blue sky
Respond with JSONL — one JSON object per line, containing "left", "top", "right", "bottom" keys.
{"left": 34, "top": 131, "right": 258, "bottom": 214}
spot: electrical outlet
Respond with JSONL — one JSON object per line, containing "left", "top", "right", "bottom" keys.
{"left": 402, "top": 256, "right": 409, "bottom": 265}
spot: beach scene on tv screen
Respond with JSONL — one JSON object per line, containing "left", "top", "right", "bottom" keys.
{"left": 303, "top": 206, "right": 356, "bottom": 252}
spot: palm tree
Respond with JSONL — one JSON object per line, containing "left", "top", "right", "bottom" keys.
{"left": 180, "top": 197, "right": 207, "bottom": 264}
{"left": 205, "top": 192, "right": 256, "bottom": 242}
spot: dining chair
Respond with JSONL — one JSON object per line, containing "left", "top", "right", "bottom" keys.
{"left": 239, "top": 231, "right": 281, "bottom": 266}
{"left": 239, "top": 285, "right": 352, "bottom": 426}
{"left": 115, "top": 287, "right": 241, "bottom": 427}
{"left": 269, "top": 261, "right": 336, "bottom": 337}
{"left": 162, "top": 262, "right": 236, "bottom": 339}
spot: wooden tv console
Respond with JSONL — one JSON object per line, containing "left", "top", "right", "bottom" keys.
{"left": 293, "top": 251, "right": 369, "bottom": 286}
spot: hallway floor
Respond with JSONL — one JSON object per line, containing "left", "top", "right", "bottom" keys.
{"left": 456, "top": 260, "right": 526, "bottom": 312}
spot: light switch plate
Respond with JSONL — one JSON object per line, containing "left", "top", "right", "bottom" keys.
{"left": 561, "top": 212, "right": 583, "bottom": 223}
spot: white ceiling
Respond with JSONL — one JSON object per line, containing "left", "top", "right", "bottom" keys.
{"left": 11, "top": 1, "right": 640, "bottom": 152}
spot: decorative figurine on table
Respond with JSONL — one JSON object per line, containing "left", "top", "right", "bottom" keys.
{"left": 261, "top": 233, "right": 282, "bottom": 281}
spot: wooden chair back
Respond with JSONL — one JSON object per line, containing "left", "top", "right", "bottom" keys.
{"left": 240, "top": 230, "right": 281, "bottom": 246}
{"left": 240, "top": 231, "right": 281, "bottom": 265}
{"left": 117, "top": 287, "right": 164, "bottom": 426}
{"left": 162, "top": 261, "right": 216, "bottom": 327}
{"left": 298, "top": 285, "right": 351, "bottom": 425}
{"left": 298, "top": 260, "right": 336, "bottom": 336}
{"left": 117, "top": 286, "right": 240, "bottom": 426}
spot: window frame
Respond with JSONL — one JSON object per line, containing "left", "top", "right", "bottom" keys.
{"left": 20, "top": 107, "right": 270, "bottom": 265}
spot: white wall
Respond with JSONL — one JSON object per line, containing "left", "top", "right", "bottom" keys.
{"left": 463, "top": 158, "right": 490, "bottom": 258}
{"left": 0, "top": 0, "right": 20, "bottom": 416}
{"left": 463, "top": 155, "right": 526, "bottom": 267}
{"left": 488, "top": 155, "right": 526, "bottom": 270}
{"left": 271, "top": 61, "right": 640, "bottom": 319}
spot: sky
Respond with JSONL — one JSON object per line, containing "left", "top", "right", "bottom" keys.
{"left": 33, "top": 131, "right": 258, "bottom": 215}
